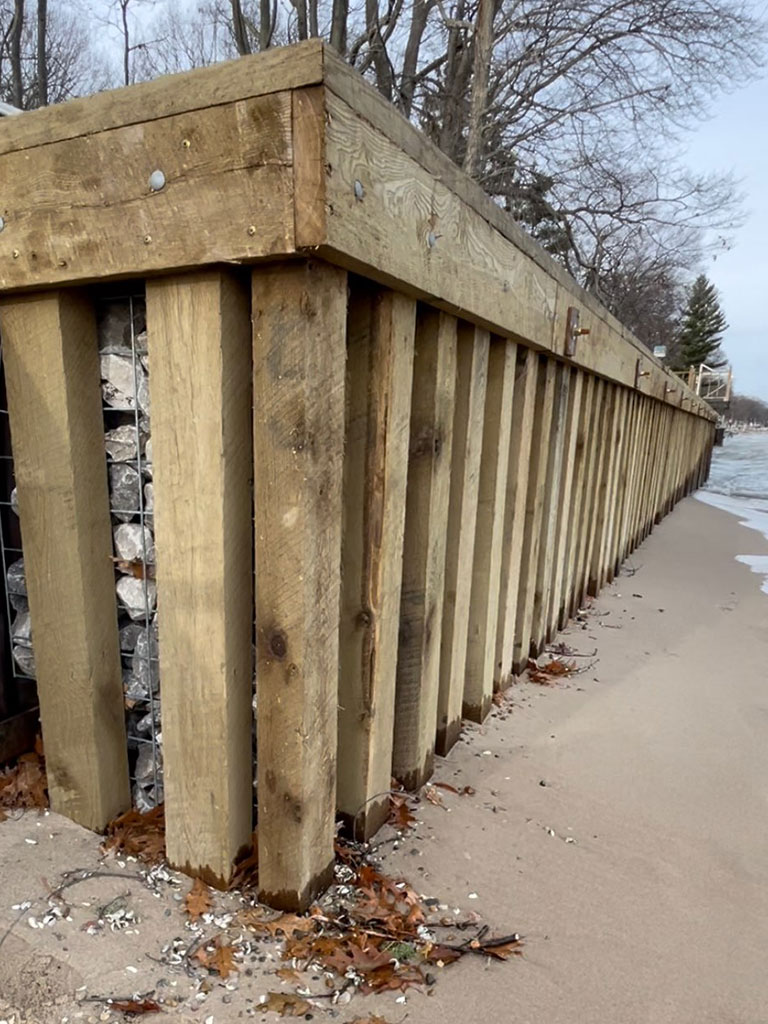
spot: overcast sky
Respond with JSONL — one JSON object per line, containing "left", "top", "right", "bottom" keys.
{"left": 684, "top": 72, "right": 768, "bottom": 402}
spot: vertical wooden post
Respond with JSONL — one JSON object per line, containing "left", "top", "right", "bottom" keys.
{"left": 548, "top": 369, "right": 583, "bottom": 639}
{"left": 337, "top": 284, "right": 415, "bottom": 838}
{"left": 495, "top": 347, "right": 538, "bottom": 684}
{"left": 147, "top": 271, "right": 254, "bottom": 886}
{"left": 513, "top": 356, "right": 556, "bottom": 673}
{"left": 570, "top": 377, "right": 603, "bottom": 617}
{"left": 598, "top": 388, "right": 627, "bottom": 589}
{"left": 252, "top": 261, "right": 347, "bottom": 910}
{"left": 437, "top": 325, "right": 488, "bottom": 754}
{"left": 463, "top": 338, "right": 516, "bottom": 721}
{"left": 530, "top": 363, "right": 570, "bottom": 655}
{"left": 0, "top": 291, "right": 129, "bottom": 829}
{"left": 583, "top": 380, "right": 611, "bottom": 600}
{"left": 393, "top": 309, "right": 456, "bottom": 789}
{"left": 559, "top": 374, "right": 594, "bottom": 628}
{"left": 588, "top": 383, "right": 619, "bottom": 595}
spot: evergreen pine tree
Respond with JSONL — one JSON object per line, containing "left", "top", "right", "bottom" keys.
{"left": 676, "top": 274, "right": 728, "bottom": 368}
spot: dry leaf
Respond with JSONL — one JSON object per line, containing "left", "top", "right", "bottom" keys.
{"left": 109, "top": 999, "right": 162, "bottom": 1015}
{"left": 388, "top": 793, "right": 416, "bottom": 830}
{"left": 103, "top": 805, "right": 165, "bottom": 862}
{"left": 185, "top": 877, "right": 212, "bottom": 920}
{"left": 241, "top": 910, "right": 313, "bottom": 939}
{"left": 210, "top": 943, "right": 238, "bottom": 979}
{"left": 0, "top": 745, "right": 48, "bottom": 819}
{"left": 230, "top": 829, "right": 259, "bottom": 890}
{"left": 261, "top": 992, "right": 311, "bottom": 1017}
{"left": 276, "top": 966, "right": 302, "bottom": 983}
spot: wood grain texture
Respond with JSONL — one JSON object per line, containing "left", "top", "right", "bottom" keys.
{"left": 0, "top": 93, "right": 295, "bottom": 291}
{"left": 530, "top": 362, "right": 570, "bottom": 655}
{"left": 579, "top": 379, "right": 609, "bottom": 607}
{"left": 293, "top": 86, "right": 327, "bottom": 247}
{"left": 495, "top": 346, "right": 539, "bottom": 684}
{"left": 588, "top": 383, "right": 619, "bottom": 596}
{"left": 0, "top": 39, "right": 324, "bottom": 156}
{"left": 0, "top": 291, "right": 129, "bottom": 829}
{"left": 252, "top": 260, "right": 347, "bottom": 911}
{"left": 338, "top": 283, "right": 415, "bottom": 838}
{"left": 322, "top": 50, "right": 714, "bottom": 421}
{"left": 559, "top": 373, "right": 594, "bottom": 628}
{"left": 320, "top": 81, "right": 713, "bottom": 420}
{"left": 463, "top": 338, "right": 516, "bottom": 722}
{"left": 512, "top": 356, "right": 556, "bottom": 673}
{"left": 547, "top": 369, "right": 583, "bottom": 640}
{"left": 393, "top": 308, "right": 456, "bottom": 790}
{"left": 146, "top": 271, "right": 253, "bottom": 887}
{"left": 437, "top": 324, "right": 488, "bottom": 754}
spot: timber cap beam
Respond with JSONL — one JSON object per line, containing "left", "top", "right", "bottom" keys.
{"left": 0, "top": 39, "right": 713, "bottom": 420}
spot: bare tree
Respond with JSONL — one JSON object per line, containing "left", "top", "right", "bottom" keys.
{"left": 36, "top": 0, "right": 46, "bottom": 104}
{"left": 8, "top": 0, "right": 23, "bottom": 106}
{"left": 231, "top": 0, "right": 251, "bottom": 53}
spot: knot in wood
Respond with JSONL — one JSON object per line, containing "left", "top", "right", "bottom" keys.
{"left": 269, "top": 630, "right": 288, "bottom": 659}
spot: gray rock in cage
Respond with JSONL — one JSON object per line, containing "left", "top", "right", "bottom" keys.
{"left": 12, "top": 644, "right": 35, "bottom": 677}
{"left": 116, "top": 576, "right": 157, "bottom": 621}
{"left": 120, "top": 621, "right": 143, "bottom": 653}
{"left": 105, "top": 425, "right": 146, "bottom": 463}
{"left": 109, "top": 463, "right": 142, "bottom": 522}
{"left": 10, "top": 486, "right": 19, "bottom": 516}
{"left": 97, "top": 303, "right": 148, "bottom": 357}
{"left": 6, "top": 557, "right": 26, "bottom": 597}
{"left": 101, "top": 354, "right": 151, "bottom": 416}
{"left": 114, "top": 523, "right": 155, "bottom": 565}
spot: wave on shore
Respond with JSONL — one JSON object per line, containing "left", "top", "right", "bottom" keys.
{"left": 696, "top": 432, "right": 768, "bottom": 594}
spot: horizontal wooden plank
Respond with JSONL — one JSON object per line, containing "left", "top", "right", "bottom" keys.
{"left": 0, "top": 40, "right": 323, "bottom": 156}
{"left": 0, "top": 93, "right": 295, "bottom": 291}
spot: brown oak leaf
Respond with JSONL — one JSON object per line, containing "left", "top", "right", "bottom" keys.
{"left": 184, "top": 877, "right": 212, "bottom": 920}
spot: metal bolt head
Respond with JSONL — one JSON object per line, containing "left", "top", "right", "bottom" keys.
{"left": 149, "top": 170, "right": 166, "bottom": 192}
{"left": 12, "top": 248, "right": 19, "bottom": 259}
{"left": 427, "top": 231, "right": 437, "bottom": 248}
{"left": 182, "top": 138, "right": 191, "bottom": 149}
{"left": 143, "top": 234, "right": 152, "bottom": 245}
{"left": 247, "top": 225, "right": 257, "bottom": 236}
{"left": 353, "top": 180, "right": 364, "bottom": 201}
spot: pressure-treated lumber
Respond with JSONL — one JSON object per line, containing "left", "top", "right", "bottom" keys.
{"left": 513, "top": 356, "right": 557, "bottom": 673}
{"left": 495, "top": 346, "right": 539, "bottom": 684}
{"left": 559, "top": 373, "right": 594, "bottom": 628}
{"left": 547, "top": 369, "right": 584, "bottom": 639}
{"left": 437, "top": 324, "right": 488, "bottom": 754}
{"left": 146, "top": 270, "right": 253, "bottom": 886}
{"left": 530, "top": 362, "right": 570, "bottom": 655}
{"left": 252, "top": 260, "right": 347, "bottom": 911}
{"left": 579, "top": 379, "right": 609, "bottom": 608}
{"left": 0, "top": 290, "right": 129, "bottom": 829}
{"left": 393, "top": 308, "right": 456, "bottom": 790}
{"left": 338, "top": 283, "right": 415, "bottom": 838}
{"left": 0, "top": 93, "right": 295, "bottom": 292}
{"left": 463, "top": 338, "right": 516, "bottom": 722}
{"left": 588, "top": 384, "right": 619, "bottom": 595}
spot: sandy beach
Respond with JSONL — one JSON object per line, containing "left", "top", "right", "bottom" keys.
{"left": 2, "top": 493, "right": 767, "bottom": 1023}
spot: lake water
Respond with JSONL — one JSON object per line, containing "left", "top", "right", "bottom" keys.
{"left": 696, "top": 431, "right": 768, "bottom": 594}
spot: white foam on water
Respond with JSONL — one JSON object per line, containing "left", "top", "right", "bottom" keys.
{"left": 696, "top": 433, "right": 768, "bottom": 596}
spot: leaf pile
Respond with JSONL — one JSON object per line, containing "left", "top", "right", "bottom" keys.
{"left": 239, "top": 842, "right": 522, "bottom": 1001}
{"left": 527, "top": 658, "right": 576, "bottom": 685}
{"left": 103, "top": 804, "right": 166, "bottom": 862}
{"left": 0, "top": 741, "right": 48, "bottom": 822}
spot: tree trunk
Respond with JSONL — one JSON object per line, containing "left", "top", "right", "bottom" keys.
{"left": 330, "top": 0, "right": 348, "bottom": 53}
{"left": 120, "top": 0, "right": 130, "bottom": 85}
{"left": 464, "top": 0, "right": 494, "bottom": 178}
{"left": 400, "top": 0, "right": 432, "bottom": 115}
{"left": 308, "top": 0, "right": 318, "bottom": 37}
{"left": 231, "top": 0, "right": 252, "bottom": 54}
{"left": 293, "top": 0, "right": 308, "bottom": 40}
{"left": 36, "top": 0, "right": 48, "bottom": 106}
{"left": 10, "top": 0, "right": 24, "bottom": 108}
{"left": 366, "top": 0, "right": 393, "bottom": 100}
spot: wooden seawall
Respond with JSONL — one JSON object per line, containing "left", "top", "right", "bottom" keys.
{"left": 0, "top": 40, "right": 715, "bottom": 910}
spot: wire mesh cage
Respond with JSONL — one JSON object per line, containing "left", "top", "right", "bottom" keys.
{"left": 0, "top": 288, "right": 164, "bottom": 809}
